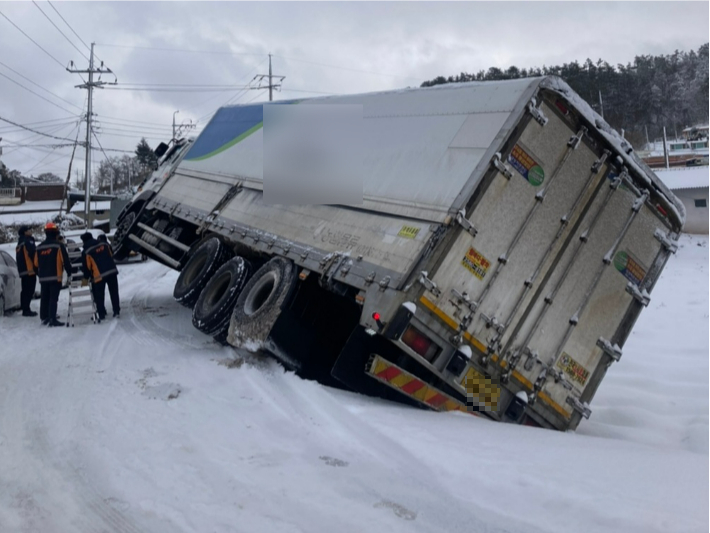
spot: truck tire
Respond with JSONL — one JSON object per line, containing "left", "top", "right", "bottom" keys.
{"left": 112, "top": 210, "right": 138, "bottom": 261}
{"left": 227, "top": 257, "right": 297, "bottom": 350}
{"left": 192, "top": 256, "right": 252, "bottom": 336}
{"left": 173, "top": 238, "right": 231, "bottom": 308}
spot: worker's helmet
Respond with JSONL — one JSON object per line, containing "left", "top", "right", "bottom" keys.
{"left": 44, "top": 222, "right": 58, "bottom": 231}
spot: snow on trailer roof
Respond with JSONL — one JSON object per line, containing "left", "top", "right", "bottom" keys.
{"left": 654, "top": 167, "right": 709, "bottom": 190}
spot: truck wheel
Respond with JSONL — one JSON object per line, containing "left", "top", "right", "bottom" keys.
{"left": 227, "top": 257, "right": 297, "bottom": 350}
{"left": 112, "top": 210, "right": 137, "bottom": 261}
{"left": 192, "top": 256, "right": 252, "bottom": 336}
{"left": 173, "top": 238, "right": 231, "bottom": 308}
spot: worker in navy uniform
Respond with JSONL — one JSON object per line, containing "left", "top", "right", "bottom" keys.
{"left": 80, "top": 232, "right": 120, "bottom": 320}
{"left": 15, "top": 225, "right": 38, "bottom": 317}
{"left": 34, "top": 222, "right": 71, "bottom": 326}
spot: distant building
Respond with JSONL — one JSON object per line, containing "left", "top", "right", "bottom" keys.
{"left": 639, "top": 124, "right": 709, "bottom": 169}
{"left": 69, "top": 200, "right": 112, "bottom": 231}
{"left": 654, "top": 167, "right": 709, "bottom": 234}
{"left": 21, "top": 182, "right": 67, "bottom": 202}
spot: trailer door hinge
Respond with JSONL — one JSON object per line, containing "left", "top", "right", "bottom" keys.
{"left": 491, "top": 153, "right": 513, "bottom": 180}
{"left": 566, "top": 396, "right": 592, "bottom": 419}
{"left": 591, "top": 150, "right": 611, "bottom": 174}
{"left": 450, "top": 288, "right": 478, "bottom": 314}
{"left": 527, "top": 98, "right": 548, "bottom": 126}
{"left": 597, "top": 337, "right": 623, "bottom": 362}
{"left": 654, "top": 228, "right": 679, "bottom": 254}
{"left": 625, "top": 282, "right": 650, "bottom": 306}
{"left": 418, "top": 271, "right": 441, "bottom": 297}
{"left": 479, "top": 312, "right": 504, "bottom": 334}
{"left": 567, "top": 126, "right": 587, "bottom": 149}
{"left": 455, "top": 210, "right": 478, "bottom": 237}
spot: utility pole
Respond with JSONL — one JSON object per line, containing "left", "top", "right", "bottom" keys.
{"left": 663, "top": 126, "right": 669, "bottom": 169}
{"left": 172, "top": 110, "right": 179, "bottom": 140}
{"left": 598, "top": 90, "right": 604, "bottom": 120}
{"left": 255, "top": 54, "right": 285, "bottom": 101}
{"left": 67, "top": 42, "right": 116, "bottom": 227}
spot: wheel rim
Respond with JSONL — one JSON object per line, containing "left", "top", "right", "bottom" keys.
{"left": 244, "top": 272, "right": 277, "bottom": 316}
{"left": 115, "top": 211, "right": 136, "bottom": 243}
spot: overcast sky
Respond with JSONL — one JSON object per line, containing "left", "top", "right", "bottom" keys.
{"left": 0, "top": 1, "right": 707, "bottom": 180}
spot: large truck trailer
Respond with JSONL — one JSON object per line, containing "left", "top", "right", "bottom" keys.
{"left": 112, "top": 76, "right": 684, "bottom": 431}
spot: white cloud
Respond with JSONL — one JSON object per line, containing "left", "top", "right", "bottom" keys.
{"left": 0, "top": 1, "right": 707, "bottom": 177}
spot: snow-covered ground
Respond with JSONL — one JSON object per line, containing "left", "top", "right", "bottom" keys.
{"left": 0, "top": 235, "right": 707, "bottom": 533}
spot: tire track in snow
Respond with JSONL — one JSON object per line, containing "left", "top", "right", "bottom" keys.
{"left": 119, "top": 270, "right": 215, "bottom": 351}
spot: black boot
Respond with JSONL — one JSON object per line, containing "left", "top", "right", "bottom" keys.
{"left": 22, "top": 310, "right": 38, "bottom": 317}
{"left": 48, "top": 319, "right": 65, "bottom": 327}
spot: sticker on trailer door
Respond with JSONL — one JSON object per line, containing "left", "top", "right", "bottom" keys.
{"left": 508, "top": 144, "right": 545, "bottom": 186}
{"left": 613, "top": 250, "right": 647, "bottom": 286}
{"left": 461, "top": 247, "right": 491, "bottom": 280}
{"left": 556, "top": 352, "right": 590, "bottom": 387}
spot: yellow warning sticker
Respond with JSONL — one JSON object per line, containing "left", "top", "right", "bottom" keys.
{"left": 398, "top": 225, "right": 420, "bottom": 239}
{"left": 556, "top": 352, "right": 590, "bottom": 387}
{"left": 460, "top": 366, "right": 500, "bottom": 410}
{"left": 461, "top": 247, "right": 491, "bottom": 280}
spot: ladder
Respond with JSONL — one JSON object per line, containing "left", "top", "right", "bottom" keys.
{"left": 65, "top": 240, "right": 98, "bottom": 327}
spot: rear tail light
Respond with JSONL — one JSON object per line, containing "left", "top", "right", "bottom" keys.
{"left": 401, "top": 325, "right": 440, "bottom": 362}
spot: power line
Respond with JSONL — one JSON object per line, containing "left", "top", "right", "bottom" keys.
{"left": 0, "top": 10, "right": 66, "bottom": 69}
{"left": 95, "top": 121, "right": 173, "bottom": 133}
{"left": 117, "top": 82, "right": 261, "bottom": 88}
{"left": 0, "top": 120, "right": 78, "bottom": 135}
{"left": 0, "top": 70, "right": 79, "bottom": 115}
{"left": 96, "top": 43, "right": 264, "bottom": 57}
{"left": 189, "top": 59, "right": 268, "bottom": 120}
{"left": 95, "top": 114, "right": 174, "bottom": 127}
{"left": 32, "top": 0, "right": 90, "bottom": 62}
{"left": 0, "top": 115, "right": 83, "bottom": 142}
{"left": 0, "top": 60, "right": 83, "bottom": 110}
{"left": 94, "top": 131, "right": 168, "bottom": 140}
{"left": 104, "top": 86, "right": 253, "bottom": 93}
{"left": 47, "top": 0, "right": 90, "bottom": 52}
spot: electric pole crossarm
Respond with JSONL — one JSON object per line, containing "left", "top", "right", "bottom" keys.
{"left": 254, "top": 53, "right": 285, "bottom": 101}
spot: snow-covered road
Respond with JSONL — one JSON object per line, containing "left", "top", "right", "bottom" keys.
{"left": 0, "top": 235, "right": 707, "bottom": 533}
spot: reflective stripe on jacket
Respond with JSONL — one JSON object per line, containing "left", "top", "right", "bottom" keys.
{"left": 82, "top": 241, "right": 118, "bottom": 283}
{"left": 35, "top": 240, "right": 71, "bottom": 283}
{"left": 15, "top": 238, "right": 36, "bottom": 277}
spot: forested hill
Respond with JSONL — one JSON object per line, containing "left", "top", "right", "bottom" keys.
{"left": 421, "top": 44, "right": 708, "bottom": 149}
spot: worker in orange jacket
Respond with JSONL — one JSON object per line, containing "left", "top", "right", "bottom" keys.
{"left": 80, "top": 232, "right": 120, "bottom": 320}
{"left": 15, "top": 225, "right": 37, "bottom": 317}
{"left": 34, "top": 222, "right": 72, "bottom": 327}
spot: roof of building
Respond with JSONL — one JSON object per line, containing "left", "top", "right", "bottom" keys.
{"left": 69, "top": 201, "right": 112, "bottom": 213}
{"left": 654, "top": 167, "right": 709, "bottom": 190}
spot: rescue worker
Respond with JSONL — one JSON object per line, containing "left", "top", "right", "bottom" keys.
{"left": 34, "top": 222, "right": 71, "bottom": 327}
{"left": 80, "top": 232, "right": 120, "bottom": 320}
{"left": 15, "top": 225, "right": 38, "bottom": 317}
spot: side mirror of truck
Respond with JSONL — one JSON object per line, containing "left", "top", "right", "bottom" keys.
{"left": 154, "top": 142, "right": 169, "bottom": 158}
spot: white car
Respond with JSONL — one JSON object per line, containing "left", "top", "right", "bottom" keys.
{"left": 0, "top": 249, "right": 21, "bottom": 316}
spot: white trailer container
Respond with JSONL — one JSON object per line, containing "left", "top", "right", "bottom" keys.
{"left": 113, "top": 76, "right": 684, "bottom": 431}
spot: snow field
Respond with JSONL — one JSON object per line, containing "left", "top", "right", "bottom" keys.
{"left": 0, "top": 235, "right": 707, "bottom": 533}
